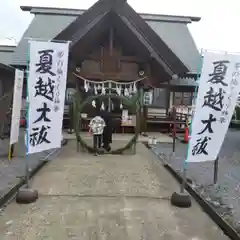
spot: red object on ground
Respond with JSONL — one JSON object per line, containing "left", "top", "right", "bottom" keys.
{"left": 183, "top": 126, "right": 189, "bottom": 143}
{"left": 20, "top": 119, "right": 25, "bottom": 126}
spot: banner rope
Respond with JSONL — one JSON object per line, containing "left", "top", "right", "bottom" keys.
{"left": 73, "top": 73, "right": 147, "bottom": 85}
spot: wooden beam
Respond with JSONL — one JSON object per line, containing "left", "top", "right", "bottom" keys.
{"left": 100, "top": 46, "right": 104, "bottom": 72}
{"left": 157, "top": 84, "right": 195, "bottom": 92}
{"left": 166, "top": 82, "right": 170, "bottom": 114}
{"left": 85, "top": 54, "right": 145, "bottom": 63}
{"left": 109, "top": 27, "right": 113, "bottom": 56}
{"left": 78, "top": 72, "right": 139, "bottom": 81}
{"left": 71, "top": 12, "right": 107, "bottom": 47}
{"left": 119, "top": 15, "right": 173, "bottom": 77}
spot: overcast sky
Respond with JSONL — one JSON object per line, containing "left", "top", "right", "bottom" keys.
{"left": 0, "top": 0, "right": 239, "bottom": 53}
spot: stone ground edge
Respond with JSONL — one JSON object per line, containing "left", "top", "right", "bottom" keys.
{"left": 1, "top": 139, "right": 238, "bottom": 240}
{"left": 0, "top": 139, "right": 68, "bottom": 210}
{"left": 144, "top": 143, "right": 240, "bottom": 240}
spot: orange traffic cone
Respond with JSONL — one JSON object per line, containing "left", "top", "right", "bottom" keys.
{"left": 182, "top": 126, "right": 189, "bottom": 143}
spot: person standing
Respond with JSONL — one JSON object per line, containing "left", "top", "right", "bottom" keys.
{"left": 68, "top": 102, "right": 74, "bottom": 134}
{"left": 100, "top": 107, "right": 113, "bottom": 152}
{"left": 89, "top": 109, "right": 106, "bottom": 155}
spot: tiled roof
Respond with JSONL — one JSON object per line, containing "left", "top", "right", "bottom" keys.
{"left": 0, "top": 45, "right": 16, "bottom": 66}
{"left": 12, "top": 5, "right": 200, "bottom": 74}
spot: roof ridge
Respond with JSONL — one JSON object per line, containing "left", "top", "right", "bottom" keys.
{"left": 20, "top": 5, "right": 201, "bottom": 22}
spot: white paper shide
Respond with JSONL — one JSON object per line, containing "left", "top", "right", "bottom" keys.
{"left": 188, "top": 52, "right": 240, "bottom": 162}
{"left": 27, "top": 41, "right": 69, "bottom": 154}
{"left": 10, "top": 69, "right": 24, "bottom": 145}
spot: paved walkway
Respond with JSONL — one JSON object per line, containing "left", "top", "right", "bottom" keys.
{"left": 0, "top": 131, "right": 58, "bottom": 199}
{"left": 154, "top": 129, "right": 240, "bottom": 233}
{"left": 0, "top": 141, "right": 229, "bottom": 239}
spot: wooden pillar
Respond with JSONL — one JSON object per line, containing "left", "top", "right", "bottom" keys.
{"left": 141, "top": 85, "right": 148, "bottom": 133}
{"left": 142, "top": 105, "right": 148, "bottom": 132}
{"left": 142, "top": 64, "right": 152, "bottom": 133}
{"left": 0, "top": 79, "right": 2, "bottom": 97}
{"left": 166, "top": 83, "right": 171, "bottom": 115}
{"left": 109, "top": 27, "right": 113, "bottom": 56}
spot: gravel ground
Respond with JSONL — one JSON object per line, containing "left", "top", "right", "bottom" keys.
{"left": 0, "top": 129, "right": 59, "bottom": 199}
{"left": 151, "top": 128, "right": 240, "bottom": 233}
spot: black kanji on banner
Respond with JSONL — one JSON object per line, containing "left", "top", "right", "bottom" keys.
{"left": 197, "top": 113, "right": 216, "bottom": 135}
{"left": 192, "top": 136, "right": 211, "bottom": 156}
{"left": 29, "top": 125, "right": 51, "bottom": 146}
{"left": 34, "top": 102, "right": 51, "bottom": 123}
{"left": 202, "top": 87, "right": 225, "bottom": 111}
{"left": 29, "top": 46, "right": 58, "bottom": 149}
{"left": 208, "top": 60, "right": 229, "bottom": 86}
{"left": 35, "top": 77, "right": 55, "bottom": 101}
{"left": 191, "top": 56, "right": 232, "bottom": 158}
{"left": 36, "top": 49, "right": 56, "bottom": 76}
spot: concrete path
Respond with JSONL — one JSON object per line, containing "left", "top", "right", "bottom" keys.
{"left": 0, "top": 131, "right": 58, "bottom": 199}
{"left": 0, "top": 141, "right": 229, "bottom": 239}
{"left": 154, "top": 129, "right": 240, "bottom": 233}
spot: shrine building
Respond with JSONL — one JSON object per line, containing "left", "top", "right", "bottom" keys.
{"left": 4, "top": 0, "right": 201, "bottom": 132}
{"left": 0, "top": 45, "right": 16, "bottom": 135}
{"left": 0, "top": 44, "right": 16, "bottom": 97}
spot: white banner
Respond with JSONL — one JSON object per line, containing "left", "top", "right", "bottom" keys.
{"left": 188, "top": 52, "right": 240, "bottom": 162}
{"left": 10, "top": 69, "right": 24, "bottom": 145}
{"left": 27, "top": 41, "right": 69, "bottom": 154}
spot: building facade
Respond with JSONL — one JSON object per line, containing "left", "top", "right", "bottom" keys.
{"left": 0, "top": 45, "right": 16, "bottom": 96}
{"left": 10, "top": 0, "right": 200, "bottom": 131}
{"left": 0, "top": 45, "right": 16, "bottom": 137}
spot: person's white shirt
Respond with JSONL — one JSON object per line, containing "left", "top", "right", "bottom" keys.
{"left": 89, "top": 116, "right": 106, "bottom": 135}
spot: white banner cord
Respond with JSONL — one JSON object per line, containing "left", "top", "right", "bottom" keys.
{"left": 73, "top": 72, "right": 147, "bottom": 85}
{"left": 198, "top": 48, "right": 239, "bottom": 55}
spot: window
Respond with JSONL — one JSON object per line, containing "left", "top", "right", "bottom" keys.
{"left": 152, "top": 88, "right": 167, "bottom": 108}
{"left": 174, "top": 92, "right": 182, "bottom": 105}
{"left": 65, "top": 88, "right": 76, "bottom": 104}
{"left": 173, "top": 92, "right": 193, "bottom": 106}
{"left": 183, "top": 92, "right": 192, "bottom": 105}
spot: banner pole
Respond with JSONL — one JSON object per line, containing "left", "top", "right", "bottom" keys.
{"left": 172, "top": 106, "right": 176, "bottom": 153}
{"left": 170, "top": 49, "right": 204, "bottom": 208}
{"left": 8, "top": 144, "right": 14, "bottom": 161}
{"left": 213, "top": 156, "right": 219, "bottom": 185}
{"left": 8, "top": 105, "right": 13, "bottom": 160}
{"left": 108, "top": 82, "right": 112, "bottom": 112}
{"left": 8, "top": 144, "right": 12, "bottom": 161}
{"left": 180, "top": 49, "right": 204, "bottom": 193}
{"left": 25, "top": 43, "right": 30, "bottom": 188}
{"left": 15, "top": 40, "right": 38, "bottom": 204}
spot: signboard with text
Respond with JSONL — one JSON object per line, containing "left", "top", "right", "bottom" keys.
{"left": 10, "top": 69, "right": 24, "bottom": 145}
{"left": 188, "top": 52, "right": 240, "bottom": 162}
{"left": 27, "top": 41, "right": 69, "bottom": 154}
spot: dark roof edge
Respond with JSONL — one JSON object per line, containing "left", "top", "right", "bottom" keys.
{"left": 0, "top": 45, "right": 16, "bottom": 52}
{"left": 0, "top": 45, "right": 16, "bottom": 47}
{"left": 20, "top": 6, "right": 33, "bottom": 11}
{"left": 20, "top": 6, "right": 201, "bottom": 22}
{"left": 0, "top": 63, "right": 15, "bottom": 72}
{"left": 140, "top": 13, "right": 200, "bottom": 22}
